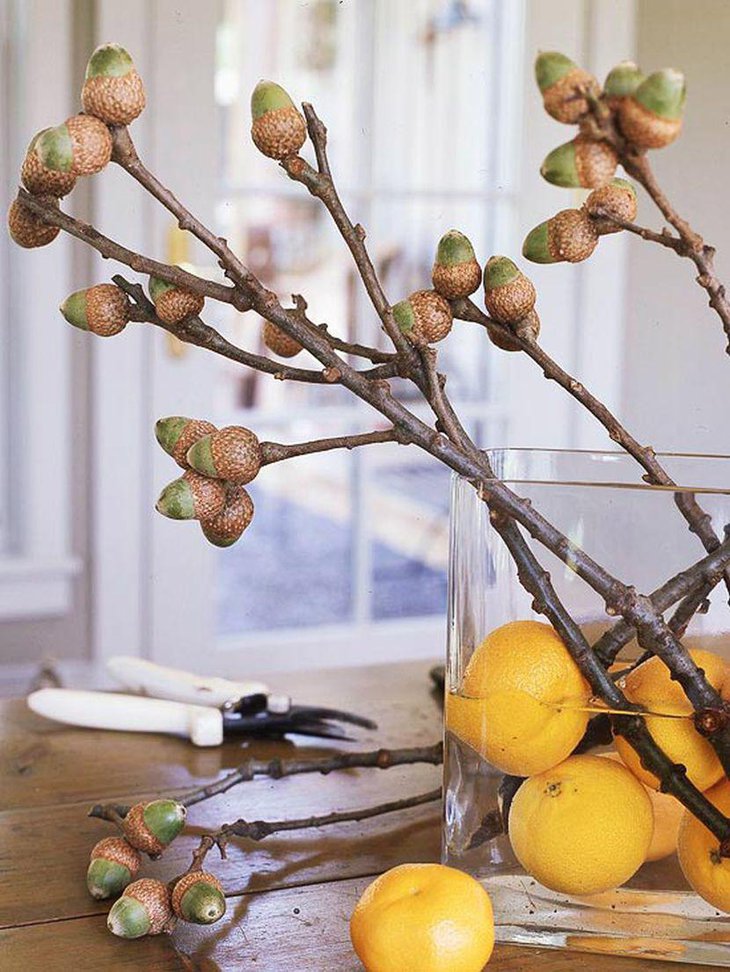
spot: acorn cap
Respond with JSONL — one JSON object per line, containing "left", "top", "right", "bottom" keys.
{"left": 36, "top": 124, "right": 74, "bottom": 173}
{"left": 200, "top": 486, "right": 254, "bottom": 547}
{"left": 149, "top": 276, "right": 176, "bottom": 301}
{"left": 108, "top": 879, "right": 173, "bottom": 938}
{"left": 186, "top": 427, "right": 261, "bottom": 484}
{"left": 251, "top": 80, "right": 296, "bottom": 119}
{"left": 262, "top": 321, "right": 303, "bottom": 357}
{"left": 7, "top": 195, "right": 60, "bottom": 248}
{"left": 172, "top": 871, "right": 226, "bottom": 924}
{"left": 535, "top": 51, "right": 577, "bottom": 93}
{"left": 483, "top": 257, "right": 536, "bottom": 324}
{"left": 85, "top": 42, "right": 135, "bottom": 78}
{"left": 522, "top": 220, "right": 555, "bottom": 264}
{"left": 155, "top": 416, "right": 217, "bottom": 468}
{"left": 585, "top": 178, "right": 638, "bottom": 234}
{"left": 60, "top": 290, "right": 89, "bottom": 330}
{"left": 155, "top": 471, "right": 226, "bottom": 521}
{"left": 603, "top": 61, "right": 644, "bottom": 99}
{"left": 634, "top": 68, "right": 686, "bottom": 119}
{"left": 434, "top": 229, "right": 476, "bottom": 266}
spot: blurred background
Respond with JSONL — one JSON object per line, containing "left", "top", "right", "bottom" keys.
{"left": 1, "top": 0, "right": 728, "bottom": 690}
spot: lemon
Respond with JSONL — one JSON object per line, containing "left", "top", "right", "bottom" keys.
{"left": 678, "top": 778, "right": 730, "bottom": 912}
{"left": 614, "top": 649, "right": 727, "bottom": 791}
{"left": 445, "top": 620, "right": 591, "bottom": 776}
{"left": 509, "top": 754, "right": 654, "bottom": 894}
{"left": 350, "top": 863, "right": 494, "bottom": 972}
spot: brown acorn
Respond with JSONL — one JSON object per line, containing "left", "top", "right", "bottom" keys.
{"left": 522, "top": 208, "right": 599, "bottom": 264}
{"left": 122, "top": 799, "right": 187, "bottom": 856}
{"left": 619, "top": 69, "right": 686, "bottom": 150}
{"left": 60, "top": 283, "right": 130, "bottom": 337}
{"left": 156, "top": 470, "right": 227, "bottom": 521}
{"left": 392, "top": 290, "right": 453, "bottom": 345}
{"left": 186, "top": 426, "right": 261, "bottom": 485}
{"left": 251, "top": 80, "right": 307, "bottom": 160}
{"left": 81, "top": 43, "right": 146, "bottom": 125}
{"left": 486, "top": 309, "right": 541, "bottom": 353}
{"left": 21, "top": 130, "right": 77, "bottom": 197}
{"left": 87, "top": 837, "right": 141, "bottom": 900}
{"left": 540, "top": 135, "right": 617, "bottom": 189}
{"left": 7, "top": 194, "right": 60, "bottom": 248}
{"left": 107, "top": 879, "right": 174, "bottom": 938}
{"left": 483, "top": 256, "right": 536, "bottom": 324}
{"left": 36, "top": 115, "right": 112, "bottom": 178}
{"left": 149, "top": 276, "right": 205, "bottom": 324}
{"left": 535, "top": 52, "right": 600, "bottom": 124}
{"left": 200, "top": 485, "right": 254, "bottom": 548}
{"left": 431, "top": 230, "right": 481, "bottom": 299}
{"left": 171, "top": 870, "right": 226, "bottom": 924}
{"left": 155, "top": 416, "right": 218, "bottom": 469}
{"left": 263, "top": 320, "right": 303, "bottom": 357}
{"left": 585, "top": 178, "right": 638, "bottom": 235}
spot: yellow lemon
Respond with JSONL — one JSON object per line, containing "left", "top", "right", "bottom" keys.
{"left": 614, "top": 650, "right": 727, "bottom": 791}
{"left": 350, "top": 863, "right": 494, "bottom": 972}
{"left": 678, "top": 778, "right": 730, "bottom": 912}
{"left": 509, "top": 754, "right": 654, "bottom": 894}
{"left": 445, "top": 620, "right": 591, "bottom": 776}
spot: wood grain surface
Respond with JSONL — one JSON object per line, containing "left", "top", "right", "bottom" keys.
{"left": 0, "top": 661, "right": 718, "bottom": 969}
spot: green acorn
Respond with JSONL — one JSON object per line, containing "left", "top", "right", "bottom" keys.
{"left": 36, "top": 115, "right": 112, "bottom": 177}
{"left": 187, "top": 426, "right": 261, "bottom": 485}
{"left": 262, "top": 320, "right": 303, "bottom": 357}
{"left": 585, "top": 178, "right": 638, "bottom": 235}
{"left": 540, "top": 135, "right": 617, "bottom": 189}
{"left": 603, "top": 61, "right": 645, "bottom": 108}
{"left": 486, "top": 308, "right": 541, "bottom": 353}
{"left": 535, "top": 51, "right": 599, "bottom": 124}
{"left": 7, "top": 194, "right": 60, "bottom": 248}
{"left": 522, "top": 208, "right": 599, "bottom": 264}
{"left": 156, "top": 470, "right": 227, "bottom": 522}
{"left": 60, "top": 283, "right": 130, "bottom": 337}
{"left": 431, "top": 230, "right": 481, "bottom": 299}
{"left": 483, "top": 257, "right": 536, "bottom": 324}
{"left": 122, "top": 799, "right": 187, "bottom": 856}
{"left": 171, "top": 870, "right": 226, "bottom": 924}
{"left": 149, "top": 276, "right": 205, "bottom": 325}
{"left": 86, "top": 837, "right": 141, "bottom": 900}
{"left": 21, "top": 130, "right": 77, "bottom": 197}
{"left": 201, "top": 485, "right": 254, "bottom": 548}
{"left": 107, "top": 878, "right": 174, "bottom": 938}
{"left": 82, "top": 43, "right": 146, "bottom": 125}
{"left": 393, "top": 290, "right": 453, "bottom": 345}
{"left": 155, "top": 416, "right": 218, "bottom": 469}
{"left": 619, "top": 69, "right": 686, "bottom": 149}
{"left": 251, "top": 80, "right": 307, "bottom": 160}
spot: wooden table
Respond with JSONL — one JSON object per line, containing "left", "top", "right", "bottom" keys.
{"left": 0, "top": 660, "right": 713, "bottom": 970}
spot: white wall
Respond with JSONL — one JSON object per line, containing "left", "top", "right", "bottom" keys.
{"left": 622, "top": 0, "right": 730, "bottom": 454}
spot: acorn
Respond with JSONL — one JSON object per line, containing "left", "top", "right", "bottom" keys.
{"left": 36, "top": 115, "right": 112, "bottom": 177}
{"left": 486, "top": 308, "right": 541, "bottom": 353}
{"left": 82, "top": 43, "right": 146, "bottom": 125}
{"left": 187, "top": 426, "right": 261, "bottom": 485}
{"left": 522, "top": 208, "right": 599, "bottom": 264}
{"left": 603, "top": 61, "right": 645, "bottom": 110}
{"left": 483, "top": 256, "right": 536, "bottom": 324}
{"left": 392, "top": 290, "right": 453, "bottom": 345}
{"left": 21, "top": 130, "right": 77, "bottom": 197}
{"left": 86, "top": 837, "right": 141, "bottom": 900}
{"left": 122, "top": 799, "right": 186, "bottom": 856}
{"left": 149, "top": 276, "right": 205, "bottom": 325}
{"left": 431, "top": 230, "right": 481, "bottom": 299}
{"left": 60, "top": 283, "right": 130, "bottom": 337}
{"left": 7, "top": 194, "right": 60, "bottom": 248}
{"left": 619, "top": 69, "right": 686, "bottom": 149}
{"left": 155, "top": 416, "right": 218, "bottom": 469}
{"left": 540, "top": 135, "right": 617, "bottom": 189}
{"left": 250, "top": 80, "right": 307, "bottom": 160}
{"left": 585, "top": 178, "right": 638, "bottom": 235}
{"left": 171, "top": 870, "right": 226, "bottom": 925}
{"left": 155, "top": 470, "right": 227, "bottom": 521}
{"left": 201, "top": 485, "right": 254, "bottom": 547}
{"left": 535, "top": 51, "right": 599, "bottom": 124}
{"left": 262, "top": 320, "right": 303, "bottom": 358}
{"left": 107, "top": 878, "right": 174, "bottom": 938}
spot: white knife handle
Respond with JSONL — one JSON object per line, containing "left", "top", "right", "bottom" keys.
{"left": 27, "top": 688, "right": 223, "bottom": 746}
{"left": 106, "top": 656, "right": 269, "bottom": 707}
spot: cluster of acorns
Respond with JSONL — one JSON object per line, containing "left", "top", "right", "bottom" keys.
{"left": 155, "top": 418, "right": 261, "bottom": 547}
{"left": 86, "top": 798, "right": 226, "bottom": 938}
{"left": 7, "top": 43, "right": 145, "bottom": 249}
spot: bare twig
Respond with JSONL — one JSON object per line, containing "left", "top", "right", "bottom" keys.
{"left": 260, "top": 428, "right": 409, "bottom": 464}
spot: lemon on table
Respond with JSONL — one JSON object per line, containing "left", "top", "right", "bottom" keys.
{"left": 350, "top": 863, "right": 494, "bottom": 972}
{"left": 614, "top": 649, "right": 727, "bottom": 792}
{"left": 509, "top": 754, "right": 654, "bottom": 895}
{"left": 445, "top": 620, "right": 591, "bottom": 776}
{"left": 678, "top": 778, "right": 730, "bottom": 912}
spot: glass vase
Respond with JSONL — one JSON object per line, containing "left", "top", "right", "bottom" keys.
{"left": 444, "top": 449, "right": 730, "bottom": 966}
